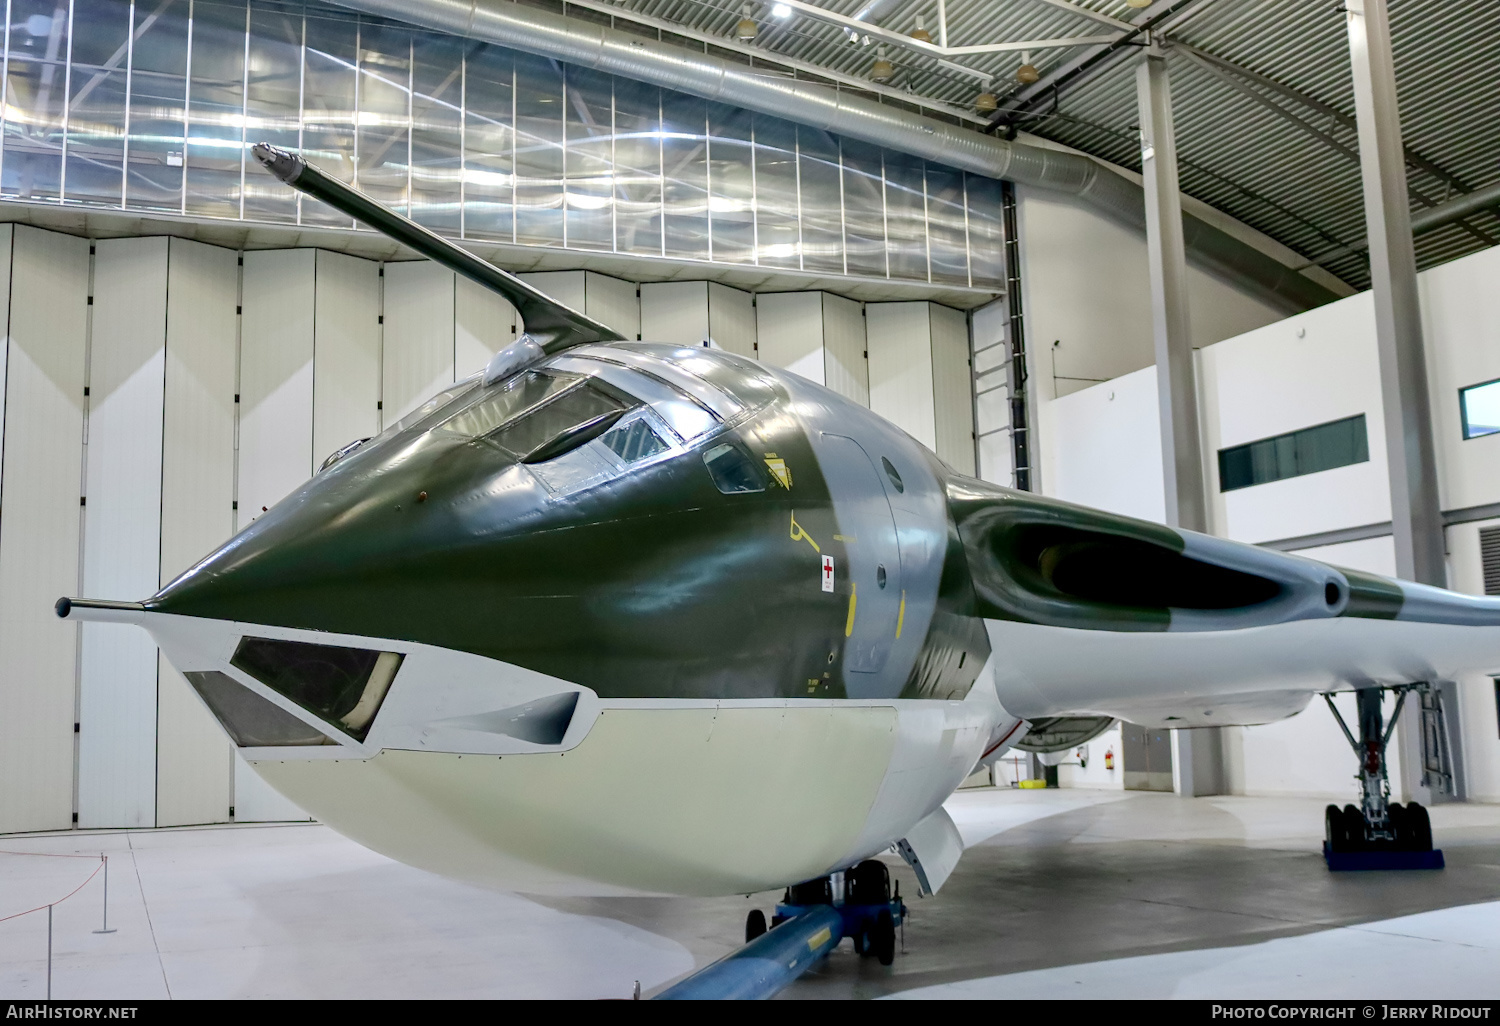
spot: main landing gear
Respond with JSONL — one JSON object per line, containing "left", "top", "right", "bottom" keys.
{"left": 1322, "top": 686, "right": 1444, "bottom": 870}
{"left": 747, "top": 861, "right": 906, "bottom": 967}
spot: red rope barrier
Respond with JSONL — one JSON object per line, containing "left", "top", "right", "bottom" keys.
{"left": 0, "top": 857, "right": 105, "bottom": 923}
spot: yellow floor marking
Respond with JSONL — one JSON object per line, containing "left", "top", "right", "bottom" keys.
{"left": 845, "top": 585, "right": 858, "bottom": 637}
{"left": 896, "top": 590, "right": 906, "bottom": 638}
{"left": 790, "top": 511, "right": 820, "bottom": 553}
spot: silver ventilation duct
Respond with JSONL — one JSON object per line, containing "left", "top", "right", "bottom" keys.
{"left": 330, "top": 0, "right": 1340, "bottom": 313}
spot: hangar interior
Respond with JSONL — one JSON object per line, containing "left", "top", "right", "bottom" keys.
{"left": 1, "top": 0, "right": 1499, "bottom": 1001}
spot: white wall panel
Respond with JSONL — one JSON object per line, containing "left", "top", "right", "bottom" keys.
{"left": 312, "top": 252, "right": 380, "bottom": 472}
{"left": 234, "top": 755, "right": 309, "bottom": 823}
{"left": 520, "top": 270, "right": 587, "bottom": 313}
{"left": 384, "top": 261, "right": 456, "bottom": 423}
{"left": 1199, "top": 293, "right": 1388, "bottom": 544}
{"left": 1041, "top": 366, "right": 1165, "bottom": 524}
{"left": 584, "top": 272, "right": 640, "bottom": 341}
{"left": 821, "top": 293, "right": 868, "bottom": 407}
{"left": 455, "top": 275, "right": 516, "bottom": 378}
{"left": 1016, "top": 185, "right": 1284, "bottom": 400}
{"left": 867, "top": 301, "right": 937, "bottom": 451}
{"left": 930, "top": 304, "right": 975, "bottom": 474}
{"left": 78, "top": 238, "right": 168, "bottom": 828}
{"left": 0, "top": 227, "right": 9, "bottom": 506}
{"left": 158, "top": 238, "right": 238, "bottom": 827}
{"left": 239, "top": 250, "right": 315, "bottom": 527}
{"left": 1420, "top": 245, "right": 1500, "bottom": 513}
{"left": 0, "top": 225, "right": 90, "bottom": 833}
{"left": 1442, "top": 519, "right": 1500, "bottom": 803}
{"left": 641, "top": 281, "right": 709, "bottom": 345}
{"left": 756, "top": 292, "right": 824, "bottom": 384}
{"left": 707, "top": 282, "right": 754, "bottom": 359}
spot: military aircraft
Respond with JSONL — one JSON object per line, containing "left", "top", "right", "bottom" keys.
{"left": 58, "top": 143, "right": 1500, "bottom": 906}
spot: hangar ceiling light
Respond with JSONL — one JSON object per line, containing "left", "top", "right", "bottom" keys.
{"left": 735, "top": 3, "right": 758, "bottom": 41}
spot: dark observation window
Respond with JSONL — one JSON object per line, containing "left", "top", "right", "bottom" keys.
{"left": 603, "top": 417, "right": 670, "bottom": 463}
{"left": 491, "top": 383, "right": 629, "bottom": 460}
{"left": 185, "top": 670, "right": 335, "bottom": 748}
{"left": 1218, "top": 414, "right": 1368, "bottom": 492}
{"left": 231, "top": 638, "right": 403, "bottom": 742}
{"left": 703, "top": 442, "right": 764, "bottom": 494}
{"left": 881, "top": 456, "right": 904, "bottom": 493}
{"left": 1460, "top": 379, "right": 1500, "bottom": 440}
{"left": 1494, "top": 677, "right": 1500, "bottom": 740}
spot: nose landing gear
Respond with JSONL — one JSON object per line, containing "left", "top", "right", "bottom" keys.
{"left": 1322, "top": 686, "right": 1444, "bottom": 870}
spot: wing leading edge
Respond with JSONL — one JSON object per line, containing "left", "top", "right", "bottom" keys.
{"left": 950, "top": 476, "right": 1500, "bottom": 727}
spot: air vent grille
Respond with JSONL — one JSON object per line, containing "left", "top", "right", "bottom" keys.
{"left": 1481, "top": 526, "right": 1500, "bottom": 596}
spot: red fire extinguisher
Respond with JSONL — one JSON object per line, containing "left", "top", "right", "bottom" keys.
{"left": 1104, "top": 747, "right": 1115, "bottom": 771}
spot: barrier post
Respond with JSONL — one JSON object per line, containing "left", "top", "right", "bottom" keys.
{"left": 93, "top": 855, "right": 115, "bottom": 935}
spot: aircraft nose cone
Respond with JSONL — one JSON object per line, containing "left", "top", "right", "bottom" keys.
{"left": 148, "top": 421, "right": 536, "bottom": 642}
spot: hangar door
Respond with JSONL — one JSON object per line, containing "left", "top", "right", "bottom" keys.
{"left": 819, "top": 433, "right": 902, "bottom": 680}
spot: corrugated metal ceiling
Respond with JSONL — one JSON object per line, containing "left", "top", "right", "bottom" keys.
{"left": 588, "top": 0, "right": 1500, "bottom": 291}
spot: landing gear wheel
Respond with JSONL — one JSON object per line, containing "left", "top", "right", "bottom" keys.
{"left": 1343, "top": 804, "right": 1365, "bottom": 851}
{"left": 1324, "top": 804, "right": 1342, "bottom": 852}
{"left": 1407, "top": 802, "right": 1433, "bottom": 852}
{"left": 745, "top": 909, "right": 767, "bottom": 943}
{"left": 851, "top": 930, "right": 866, "bottom": 955}
{"left": 1388, "top": 802, "right": 1408, "bottom": 849}
{"left": 872, "top": 909, "right": 896, "bottom": 967}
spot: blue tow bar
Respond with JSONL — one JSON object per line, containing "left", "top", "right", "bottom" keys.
{"left": 655, "top": 905, "right": 844, "bottom": 1000}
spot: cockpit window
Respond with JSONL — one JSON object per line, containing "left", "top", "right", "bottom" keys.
{"left": 603, "top": 417, "right": 670, "bottom": 463}
{"left": 703, "top": 442, "right": 765, "bottom": 494}
{"left": 489, "top": 382, "right": 630, "bottom": 459}
{"left": 440, "top": 370, "right": 580, "bottom": 439}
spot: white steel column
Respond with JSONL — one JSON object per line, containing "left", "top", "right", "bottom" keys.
{"left": 1136, "top": 41, "right": 1206, "bottom": 535}
{"left": 1139, "top": 43, "right": 1219, "bottom": 796}
{"left": 1346, "top": 0, "right": 1453, "bottom": 805}
{"left": 1346, "top": 0, "right": 1443, "bottom": 586}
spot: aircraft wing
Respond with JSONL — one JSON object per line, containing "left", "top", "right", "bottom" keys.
{"left": 949, "top": 476, "right": 1500, "bottom": 727}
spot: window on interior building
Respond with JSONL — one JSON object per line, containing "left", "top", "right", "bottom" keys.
{"left": 1459, "top": 379, "right": 1500, "bottom": 440}
{"left": 1217, "top": 414, "right": 1369, "bottom": 492}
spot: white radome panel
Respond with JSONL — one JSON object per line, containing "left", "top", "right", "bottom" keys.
{"left": 312, "top": 251, "right": 380, "bottom": 472}
{"left": 157, "top": 238, "right": 239, "bottom": 827}
{"left": 383, "top": 261, "right": 456, "bottom": 422}
{"left": 239, "top": 250, "right": 315, "bottom": 527}
{"left": 0, "top": 226, "right": 90, "bottom": 833}
{"left": 78, "top": 237, "right": 169, "bottom": 829}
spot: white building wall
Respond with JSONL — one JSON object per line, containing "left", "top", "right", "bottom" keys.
{"left": 867, "top": 301, "right": 973, "bottom": 472}
{"left": 311, "top": 252, "right": 381, "bottom": 472}
{"left": 1039, "top": 241, "right": 1500, "bottom": 803}
{"left": 640, "top": 280, "right": 754, "bottom": 358}
{"left": 1016, "top": 186, "right": 1292, "bottom": 401}
{"left": 78, "top": 238, "right": 169, "bottom": 828}
{"left": 0, "top": 226, "right": 89, "bottom": 834}
{"left": 522, "top": 270, "right": 640, "bottom": 341}
{"left": 157, "top": 238, "right": 238, "bottom": 828}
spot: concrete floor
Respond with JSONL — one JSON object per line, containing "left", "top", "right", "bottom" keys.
{"left": 3, "top": 788, "right": 1498, "bottom": 1000}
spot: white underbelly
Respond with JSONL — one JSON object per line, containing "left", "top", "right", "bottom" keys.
{"left": 249, "top": 697, "right": 991, "bottom": 897}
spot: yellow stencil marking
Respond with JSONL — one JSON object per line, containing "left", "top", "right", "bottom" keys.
{"left": 845, "top": 584, "right": 858, "bottom": 637}
{"left": 833, "top": 534, "right": 856, "bottom": 543}
{"left": 789, "top": 511, "right": 820, "bottom": 553}
{"left": 896, "top": 590, "right": 906, "bottom": 638}
{"left": 807, "top": 927, "right": 832, "bottom": 951}
{"left": 765, "top": 457, "right": 792, "bottom": 489}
